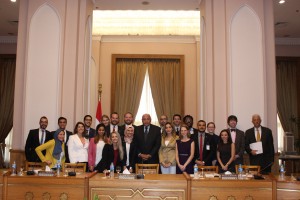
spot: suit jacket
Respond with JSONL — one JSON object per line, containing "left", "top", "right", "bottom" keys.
{"left": 51, "top": 130, "right": 72, "bottom": 163}
{"left": 121, "top": 139, "right": 137, "bottom": 171}
{"left": 192, "top": 131, "right": 216, "bottom": 166}
{"left": 95, "top": 144, "right": 122, "bottom": 173}
{"left": 25, "top": 128, "right": 52, "bottom": 162}
{"left": 134, "top": 124, "right": 161, "bottom": 164}
{"left": 245, "top": 126, "right": 275, "bottom": 173}
{"left": 67, "top": 134, "right": 89, "bottom": 163}
{"left": 228, "top": 128, "right": 245, "bottom": 165}
{"left": 88, "top": 128, "right": 96, "bottom": 139}
{"left": 105, "top": 124, "right": 122, "bottom": 137}
{"left": 158, "top": 135, "right": 178, "bottom": 166}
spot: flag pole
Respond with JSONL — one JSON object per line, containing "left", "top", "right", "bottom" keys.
{"left": 98, "top": 84, "right": 102, "bottom": 101}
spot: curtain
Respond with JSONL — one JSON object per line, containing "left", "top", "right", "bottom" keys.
{"left": 148, "top": 59, "right": 181, "bottom": 120}
{"left": 114, "top": 58, "right": 147, "bottom": 122}
{"left": 0, "top": 56, "right": 16, "bottom": 167}
{"left": 276, "top": 60, "right": 298, "bottom": 135}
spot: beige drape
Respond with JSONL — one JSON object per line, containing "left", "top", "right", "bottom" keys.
{"left": 114, "top": 59, "right": 147, "bottom": 122}
{"left": 148, "top": 59, "right": 181, "bottom": 120}
{"left": 276, "top": 60, "right": 298, "bottom": 134}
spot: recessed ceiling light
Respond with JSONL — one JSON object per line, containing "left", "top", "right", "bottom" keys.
{"left": 11, "top": 0, "right": 17, "bottom": 2}
{"left": 279, "top": 0, "right": 285, "bottom": 4}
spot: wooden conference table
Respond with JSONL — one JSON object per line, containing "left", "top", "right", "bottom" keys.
{"left": 1, "top": 171, "right": 300, "bottom": 200}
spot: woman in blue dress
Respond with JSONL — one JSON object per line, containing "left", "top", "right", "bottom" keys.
{"left": 175, "top": 124, "right": 195, "bottom": 174}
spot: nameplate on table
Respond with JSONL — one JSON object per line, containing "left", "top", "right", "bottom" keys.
{"left": 118, "top": 174, "right": 136, "bottom": 179}
{"left": 38, "top": 171, "right": 55, "bottom": 177}
{"left": 221, "top": 174, "right": 238, "bottom": 180}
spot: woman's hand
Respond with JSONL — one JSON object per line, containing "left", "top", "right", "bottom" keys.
{"left": 45, "top": 160, "right": 52, "bottom": 165}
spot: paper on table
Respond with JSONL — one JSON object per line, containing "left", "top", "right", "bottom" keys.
{"left": 45, "top": 165, "right": 51, "bottom": 171}
{"left": 250, "top": 141, "right": 263, "bottom": 154}
{"left": 122, "top": 168, "right": 130, "bottom": 174}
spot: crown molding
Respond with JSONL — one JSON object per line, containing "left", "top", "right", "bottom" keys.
{"left": 92, "top": 35, "right": 199, "bottom": 43}
{"left": 0, "top": 36, "right": 17, "bottom": 44}
{"left": 275, "top": 37, "right": 300, "bottom": 45}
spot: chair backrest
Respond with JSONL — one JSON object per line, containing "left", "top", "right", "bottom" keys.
{"left": 235, "top": 165, "right": 261, "bottom": 174}
{"left": 25, "top": 161, "right": 45, "bottom": 171}
{"left": 63, "top": 163, "right": 86, "bottom": 173}
{"left": 197, "top": 165, "right": 219, "bottom": 173}
{"left": 135, "top": 164, "right": 159, "bottom": 174}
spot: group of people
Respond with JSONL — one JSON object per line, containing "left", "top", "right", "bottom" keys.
{"left": 25, "top": 112, "right": 275, "bottom": 175}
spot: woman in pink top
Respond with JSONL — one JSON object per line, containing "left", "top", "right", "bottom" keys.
{"left": 88, "top": 123, "right": 108, "bottom": 171}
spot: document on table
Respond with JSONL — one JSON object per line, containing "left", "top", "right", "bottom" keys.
{"left": 250, "top": 141, "right": 263, "bottom": 154}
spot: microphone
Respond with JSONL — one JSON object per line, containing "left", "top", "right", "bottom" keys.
{"left": 253, "top": 162, "right": 273, "bottom": 179}
{"left": 68, "top": 161, "right": 78, "bottom": 176}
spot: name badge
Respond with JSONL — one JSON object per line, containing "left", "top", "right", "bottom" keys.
{"left": 206, "top": 145, "right": 210, "bottom": 150}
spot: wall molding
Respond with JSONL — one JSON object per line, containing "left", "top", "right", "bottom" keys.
{"left": 92, "top": 35, "right": 199, "bottom": 43}
{"left": 275, "top": 37, "right": 300, "bottom": 45}
{"left": 0, "top": 36, "right": 17, "bottom": 44}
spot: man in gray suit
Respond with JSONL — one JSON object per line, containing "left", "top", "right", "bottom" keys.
{"left": 227, "top": 115, "right": 245, "bottom": 165}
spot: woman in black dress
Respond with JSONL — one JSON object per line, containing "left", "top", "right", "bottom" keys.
{"left": 175, "top": 124, "right": 195, "bottom": 174}
{"left": 217, "top": 129, "right": 235, "bottom": 173}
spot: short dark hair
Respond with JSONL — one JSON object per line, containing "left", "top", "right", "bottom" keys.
{"left": 110, "top": 112, "right": 119, "bottom": 118}
{"left": 173, "top": 114, "right": 182, "bottom": 120}
{"left": 84, "top": 115, "right": 92, "bottom": 120}
{"left": 227, "top": 115, "right": 238, "bottom": 124}
{"left": 58, "top": 117, "right": 67, "bottom": 123}
{"left": 40, "top": 116, "right": 48, "bottom": 122}
{"left": 183, "top": 115, "right": 193, "bottom": 122}
{"left": 197, "top": 120, "right": 206, "bottom": 126}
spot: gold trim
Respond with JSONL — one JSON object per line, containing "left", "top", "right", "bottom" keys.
{"left": 209, "top": 195, "right": 218, "bottom": 200}
{"left": 91, "top": 188, "right": 185, "bottom": 200}
{"left": 42, "top": 192, "right": 51, "bottom": 200}
{"left": 227, "top": 196, "right": 236, "bottom": 200}
{"left": 25, "top": 192, "right": 34, "bottom": 200}
{"left": 244, "top": 195, "right": 254, "bottom": 200}
{"left": 59, "top": 192, "right": 69, "bottom": 200}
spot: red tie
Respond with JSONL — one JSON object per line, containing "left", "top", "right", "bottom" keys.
{"left": 199, "top": 134, "right": 203, "bottom": 161}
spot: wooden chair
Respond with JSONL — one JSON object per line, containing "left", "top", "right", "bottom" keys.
{"left": 197, "top": 165, "right": 219, "bottom": 173}
{"left": 25, "top": 161, "right": 45, "bottom": 171}
{"left": 63, "top": 163, "right": 86, "bottom": 173}
{"left": 235, "top": 165, "right": 260, "bottom": 174}
{"left": 135, "top": 164, "right": 159, "bottom": 174}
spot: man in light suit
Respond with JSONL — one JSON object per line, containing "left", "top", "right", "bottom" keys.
{"left": 134, "top": 114, "right": 161, "bottom": 164}
{"left": 192, "top": 120, "right": 216, "bottom": 166}
{"left": 245, "top": 114, "right": 275, "bottom": 174}
{"left": 51, "top": 117, "right": 72, "bottom": 163}
{"left": 227, "top": 115, "right": 245, "bottom": 165}
{"left": 25, "top": 116, "right": 52, "bottom": 162}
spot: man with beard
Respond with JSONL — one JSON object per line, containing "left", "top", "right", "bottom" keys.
{"left": 119, "top": 112, "right": 136, "bottom": 139}
{"left": 105, "top": 112, "right": 121, "bottom": 137}
{"left": 84, "top": 115, "right": 96, "bottom": 138}
{"left": 25, "top": 116, "right": 53, "bottom": 162}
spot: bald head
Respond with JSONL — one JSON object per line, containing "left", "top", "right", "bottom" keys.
{"left": 142, "top": 114, "right": 151, "bottom": 126}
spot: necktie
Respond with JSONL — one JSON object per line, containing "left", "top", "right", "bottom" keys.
{"left": 256, "top": 128, "right": 261, "bottom": 141}
{"left": 113, "top": 125, "right": 116, "bottom": 132}
{"left": 144, "top": 126, "right": 148, "bottom": 141}
{"left": 199, "top": 133, "right": 203, "bottom": 161}
{"left": 41, "top": 130, "right": 45, "bottom": 144}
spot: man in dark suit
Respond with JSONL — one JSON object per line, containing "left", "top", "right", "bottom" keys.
{"left": 245, "top": 114, "right": 275, "bottom": 174}
{"left": 105, "top": 112, "right": 121, "bottom": 137}
{"left": 172, "top": 114, "right": 182, "bottom": 136}
{"left": 192, "top": 120, "right": 216, "bottom": 166}
{"left": 51, "top": 117, "right": 72, "bottom": 163}
{"left": 183, "top": 115, "right": 197, "bottom": 135}
{"left": 134, "top": 114, "right": 161, "bottom": 164}
{"left": 25, "top": 116, "right": 53, "bottom": 162}
{"left": 119, "top": 112, "right": 136, "bottom": 139}
{"left": 227, "top": 115, "right": 245, "bottom": 165}
{"left": 84, "top": 115, "right": 96, "bottom": 138}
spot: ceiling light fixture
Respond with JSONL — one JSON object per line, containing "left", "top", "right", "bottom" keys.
{"left": 11, "top": 0, "right": 17, "bottom": 2}
{"left": 279, "top": 0, "right": 285, "bottom": 4}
